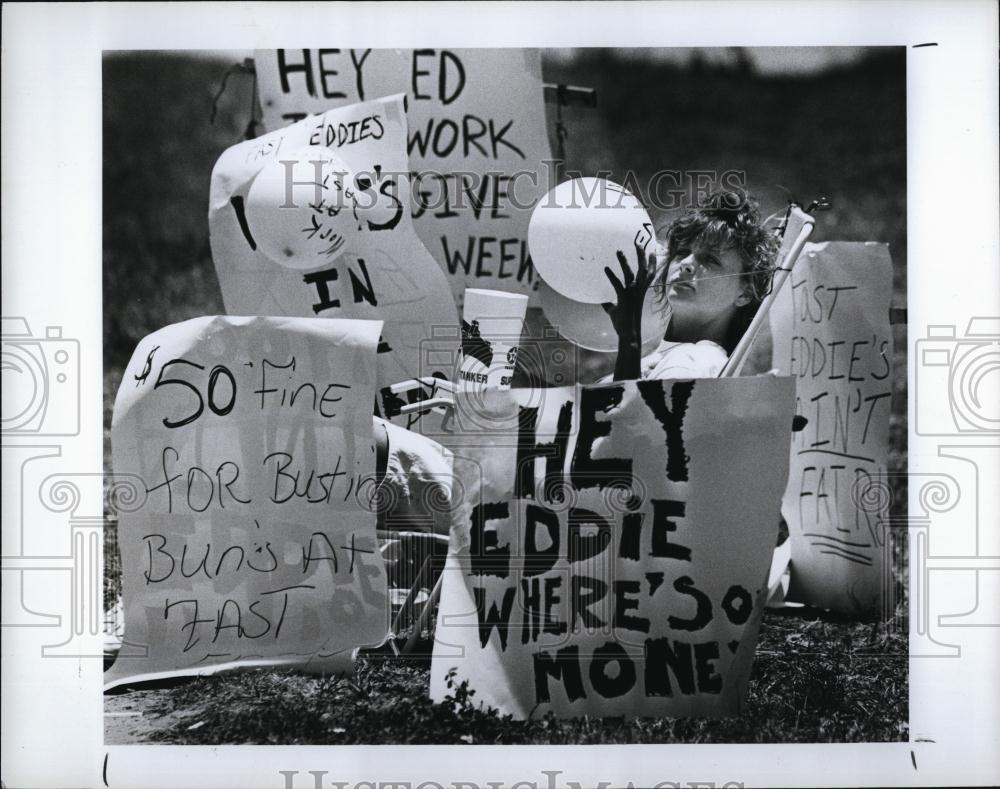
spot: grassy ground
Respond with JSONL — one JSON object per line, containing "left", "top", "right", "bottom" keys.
{"left": 103, "top": 49, "right": 908, "bottom": 744}
{"left": 107, "top": 602, "right": 907, "bottom": 744}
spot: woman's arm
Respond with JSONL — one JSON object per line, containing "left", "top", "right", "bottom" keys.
{"left": 603, "top": 240, "right": 655, "bottom": 381}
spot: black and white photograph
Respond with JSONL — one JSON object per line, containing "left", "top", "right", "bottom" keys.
{"left": 99, "top": 43, "right": 908, "bottom": 745}
{"left": 2, "top": 3, "right": 998, "bottom": 788}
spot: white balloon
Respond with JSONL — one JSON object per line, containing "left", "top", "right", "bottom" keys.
{"left": 245, "top": 148, "right": 361, "bottom": 270}
{"left": 539, "top": 280, "right": 664, "bottom": 355}
{"left": 528, "top": 178, "right": 655, "bottom": 303}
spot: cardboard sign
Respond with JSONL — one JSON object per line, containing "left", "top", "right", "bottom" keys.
{"left": 105, "top": 316, "right": 388, "bottom": 688}
{"left": 769, "top": 242, "right": 894, "bottom": 615}
{"left": 254, "top": 49, "right": 554, "bottom": 303}
{"left": 431, "top": 377, "right": 795, "bottom": 719}
{"left": 209, "top": 94, "right": 460, "bottom": 430}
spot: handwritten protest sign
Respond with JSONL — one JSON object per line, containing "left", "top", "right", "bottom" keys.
{"left": 254, "top": 49, "right": 554, "bottom": 303}
{"left": 769, "top": 242, "right": 894, "bottom": 615}
{"left": 209, "top": 94, "right": 459, "bottom": 430}
{"left": 104, "top": 317, "right": 388, "bottom": 688}
{"left": 431, "top": 377, "right": 795, "bottom": 718}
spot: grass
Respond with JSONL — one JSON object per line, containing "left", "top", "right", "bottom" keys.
{"left": 103, "top": 49, "right": 908, "bottom": 744}
{"left": 114, "top": 603, "right": 906, "bottom": 745}
{"left": 109, "top": 532, "right": 907, "bottom": 745}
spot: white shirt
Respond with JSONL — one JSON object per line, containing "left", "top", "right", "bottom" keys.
{"left": 599, "top": 339, "right": 729, "bottom": 382}
{"left": 639, "top": 339, "right": 729, "bottom": 379}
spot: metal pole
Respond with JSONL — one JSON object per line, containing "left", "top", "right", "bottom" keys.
{"left": 720, "top": 206, "right": 814, "bottom": 377}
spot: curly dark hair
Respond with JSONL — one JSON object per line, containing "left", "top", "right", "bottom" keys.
{"left": 653, "top": 187, "right": 780, "bottom": 353}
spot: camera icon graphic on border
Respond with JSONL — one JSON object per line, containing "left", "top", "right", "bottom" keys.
{"left": 1, "top": 317, "right": 81, "bottom": 436}
{"left": 915, "top": 317, "right": 999, "bottom": 436}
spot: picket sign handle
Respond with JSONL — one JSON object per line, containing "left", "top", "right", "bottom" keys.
{"left": 719, "top": 207, "right": 815, "bottom": 378}
{"left": 398, "top": 396, "right": 454, "bottom": 416}
{"left": 402, "top": 571, "right": 445, "bottom": 655}
{"left": 389, "top": 377, "right": 455, "bottom": 395}
{"left": 389, "top": 552, "right": 433, "bottom": 640}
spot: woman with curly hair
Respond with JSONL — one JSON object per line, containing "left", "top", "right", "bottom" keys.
{"left": 603, "top": 188, "right": 779, "bottom": 381}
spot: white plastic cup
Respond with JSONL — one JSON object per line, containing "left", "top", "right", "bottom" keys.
{"left": 458, "top": 289, "right": 529, "bottom": 392}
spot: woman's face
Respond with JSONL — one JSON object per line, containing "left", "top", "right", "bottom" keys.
{"left": 663, "top": 240, "right": 751, "bottom": 323}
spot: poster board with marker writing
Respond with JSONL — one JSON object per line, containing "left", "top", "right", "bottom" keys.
{"left": 769, "top": 241, "right": 894, "bottom": 615}
{"left": 431, "top": 377, "right": 795, "bottom": 719}
{"left": 105, "top": 316, "right": 388, "bottom": 689}
{"left": 208, "top": 93, "right": 459, "bottom": 431}
{"left": 254, "top": 49, "right": 554, "bottom": 304}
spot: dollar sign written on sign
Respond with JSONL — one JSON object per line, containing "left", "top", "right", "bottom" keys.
{"left": 134, "top": 345, "right": 160, "bottom": 387}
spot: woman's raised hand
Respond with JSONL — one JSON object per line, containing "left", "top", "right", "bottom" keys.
{"left": 603, "top": 239, "right": 656, "bottom": 381}
{"left": 602, "top": 239, "right": 655, "bottom": 347}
